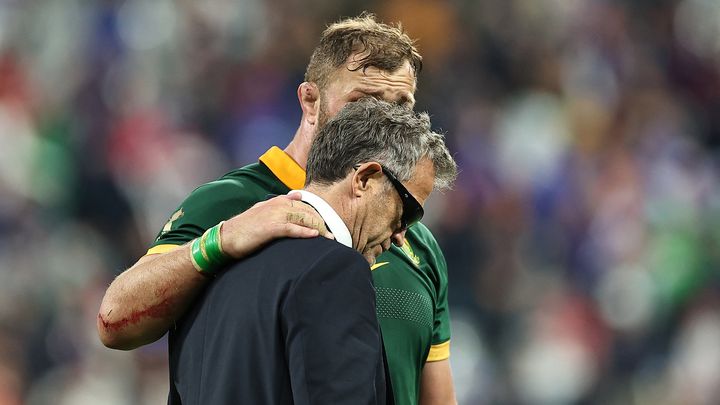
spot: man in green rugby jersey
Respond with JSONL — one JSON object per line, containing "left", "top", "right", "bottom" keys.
{"left": 98, "top": 14, "right": 457, "bottom": 405}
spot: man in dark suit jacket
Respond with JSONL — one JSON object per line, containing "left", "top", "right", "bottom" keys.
{"left": 168, "top": 98, "right": 457, "bottom": 404}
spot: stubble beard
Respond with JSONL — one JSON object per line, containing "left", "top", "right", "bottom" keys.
{"left": 316, "top": 97, "right": 331, "bottom": 132}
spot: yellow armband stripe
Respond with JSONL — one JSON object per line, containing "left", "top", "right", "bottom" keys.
{"left": 146, "top": 244, "right": 181, "bottom": 256}
{"left": 426, "top": 340, "right": 450, "bottom": 362}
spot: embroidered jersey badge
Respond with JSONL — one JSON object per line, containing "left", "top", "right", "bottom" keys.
{"left": 159, "top": 208, "right": 184, "bottom": 237}
{"left": 401, "top": 242, "right": 421, "bottom": 266}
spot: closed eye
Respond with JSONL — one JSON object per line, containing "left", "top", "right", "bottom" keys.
{"left": 348, "top": 90, "right": 414, "bottom": 107}
{"left": 348, "top": 89, "right": 383, "bottom": 102}
{"left": 396, "top": 96, "right": 412, "bottom": 107}
{"left": 346, "top": 94, "right": 368, "bottom": 104}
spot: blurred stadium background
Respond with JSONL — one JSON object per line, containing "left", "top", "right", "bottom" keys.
{"left": 1, "top": 0, "right": 720, "bottom": 404}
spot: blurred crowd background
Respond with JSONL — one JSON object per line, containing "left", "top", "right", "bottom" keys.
{"left": 1, "top": 0, "right": 720, "bottom": 404}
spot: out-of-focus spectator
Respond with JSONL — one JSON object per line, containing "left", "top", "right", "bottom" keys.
{"left": 2, "top": 1, "right": 720, "bottom": 404}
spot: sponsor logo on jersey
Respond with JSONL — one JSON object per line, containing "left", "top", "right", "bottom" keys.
{"left": 371, "top": 262, "right": 389, "bottom": 271}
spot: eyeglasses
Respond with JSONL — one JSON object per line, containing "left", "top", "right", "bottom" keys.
{"left": 382, "top": 166, "right": 424, "bottom": 231}
{"left": 354, "top": 164, "right": 424, "bottom": 231}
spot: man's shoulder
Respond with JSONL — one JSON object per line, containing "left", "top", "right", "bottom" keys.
{"left": 277, "top": 238, "right": 370, "bottom": 284}
{"left": 202, "top": 162, "right": 280, "bottom": 193}
{"left": 185, "top": 163, "right": 284, "bottom": 206}
{"left": 219, "top": 161, "right": 272, "bottom": 182}
{"left": 405, "top": 222, "right": 440, "bottom": 248}
{"left": 208, "top": 238, "right": 357, "bottom": 298}
{"left": 151, "top": 162, "right": 284, "bottom": 247}
{"left": 227, "top": 237, "right": 365, "bottom": 276}
{"left": 217, "top": 238, "right": 370, "bottom": 303}
{"left": 275, "top": 237, "right": 365, "bottom": 269}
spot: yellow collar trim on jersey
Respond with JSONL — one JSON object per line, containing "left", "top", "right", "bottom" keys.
{"left": 259, "top": 146, "right": 306, "bottom": 190}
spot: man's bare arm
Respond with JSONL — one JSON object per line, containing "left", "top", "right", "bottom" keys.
{"left": 97, "top": 193, "right": 332, "bottom": 350}
{"left": 419, "top": 359, "right": 458, "bottom": 405}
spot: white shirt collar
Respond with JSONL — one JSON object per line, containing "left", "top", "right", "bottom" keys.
{"left": 290, "top": 190, "right": 353, "bottom": 249}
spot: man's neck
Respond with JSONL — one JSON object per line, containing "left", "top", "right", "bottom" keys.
{"left": 295, "top": 189, "right": 353, "bottom": 248}
{"left": 283, "top": 125, "right": 315, "bottom": 169}
{"left": 303, "top": 183, "right": 352, "bottom": 233}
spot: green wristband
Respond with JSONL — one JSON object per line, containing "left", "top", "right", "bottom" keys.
{"left": 190, "top": 221, "right": 229, "bottom": 276}
{"left": 190, "top": 237, "right": 212, "bottom": 273}
{"left": 204, "top": 222, "right": 226, "bottom": 263}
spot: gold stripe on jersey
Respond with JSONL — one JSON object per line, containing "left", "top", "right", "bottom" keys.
{"left": 259, "top": 146, "right": 306, "bottom": 190}
{"left": 426, "top": 340, "right": 450, "bottom": 362}
{"left": 146, "top": 244, "right": 181, "bottom": 256}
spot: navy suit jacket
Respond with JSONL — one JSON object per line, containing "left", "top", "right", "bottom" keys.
{"left": 168, "top": 236, "right": 391, "bottom": 404}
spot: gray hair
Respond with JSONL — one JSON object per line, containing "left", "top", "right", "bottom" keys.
{"left": 305, "top": 98, "right": 457, "bottom": 191}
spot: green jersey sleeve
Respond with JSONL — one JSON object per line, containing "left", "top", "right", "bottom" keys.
{"left": 409, "top": 222, "right": 452, "bottom": 361}
{"left": 148, "top": 178, "right": 265, "bottom": 253}
{"left": 428, "top": 239, "right": 451, "bottom": 361}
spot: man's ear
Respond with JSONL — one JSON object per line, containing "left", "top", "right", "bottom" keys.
{"left": 352, "top": 162, "right": 384, "bottom": 197}
{"left": 298, "top": 82, "right": 320, "bottom": 126}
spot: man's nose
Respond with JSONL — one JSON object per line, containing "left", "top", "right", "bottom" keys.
{"left": 391, "top": 230, "right": 407, "bottom": 247}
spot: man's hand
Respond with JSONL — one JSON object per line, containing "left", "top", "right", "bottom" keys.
{"left": 221, "top": 192, "right": 334, "bottom": 258}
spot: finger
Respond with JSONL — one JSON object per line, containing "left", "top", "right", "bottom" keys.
{"left": 284, "top": 208, "right": 323, "bottom": 226}
{"left": 307, "top": 218, "right": 334, "bottom": 240}
{"left": 279, "top": 223, "right": 321, "bottom": 239}
{"left": 284, "top": 211, "right": 334, "bottom": 238}
{"left": 286, "top": 191, "right": 303, "bottom": 200}
{"left": 285, "top": 211, "right": 322, "bottom": 229}
{"left": 278, "top": 222, "right": 334, "bottom": 240}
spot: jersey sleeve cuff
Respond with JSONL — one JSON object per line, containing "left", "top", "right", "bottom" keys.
{"left": 426, "top": 340, "right": 450, "bottom": 362}
{"left": 146, "top": 244, "right": 181, "bottom": 256}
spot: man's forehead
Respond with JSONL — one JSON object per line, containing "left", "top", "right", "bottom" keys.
{"left": 337, "top": 59, "right": 416, "bottom": 89}
{"left": 355, "top": 66, "right": 416, "bottom": 89}
{"left": 326, "top": 63, "right": 417, "bottom": 107}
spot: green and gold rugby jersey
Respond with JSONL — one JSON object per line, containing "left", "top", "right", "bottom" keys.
{"left": 149, "top": 147, "right": 451, "bottom": 405}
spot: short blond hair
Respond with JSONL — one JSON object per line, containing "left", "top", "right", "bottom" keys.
{"left": 304, "top": 13, "right": 423, "bottom": 90}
